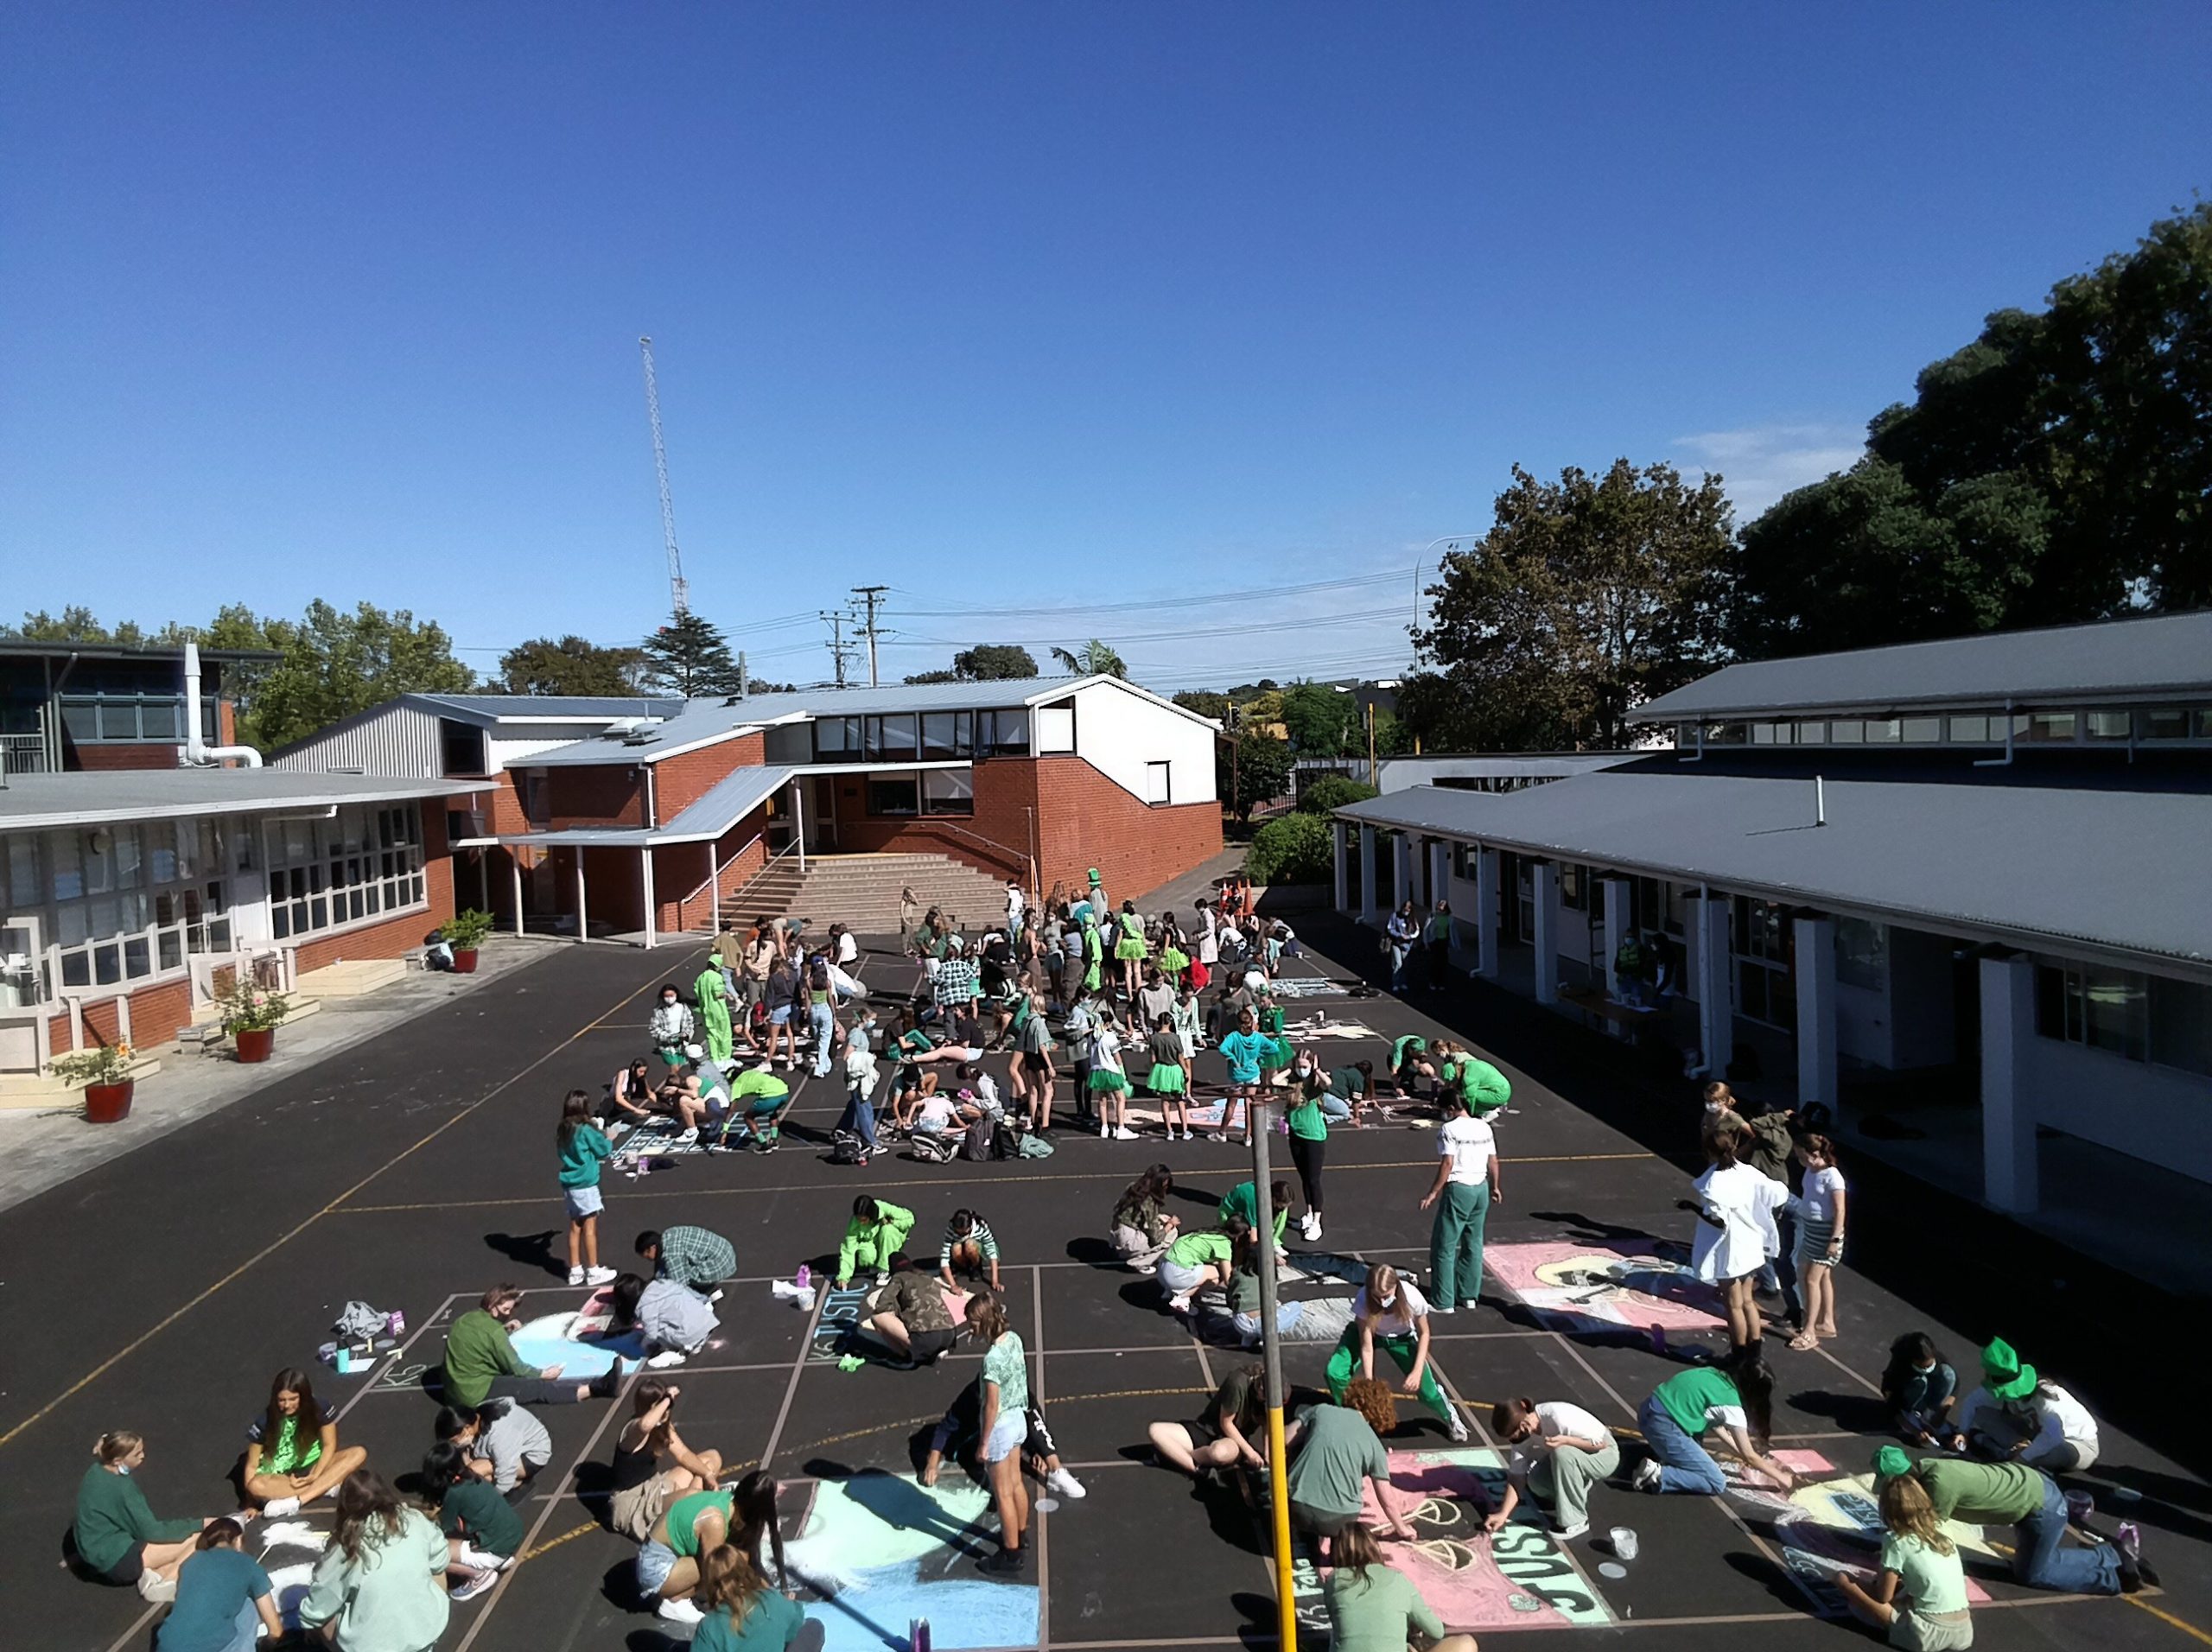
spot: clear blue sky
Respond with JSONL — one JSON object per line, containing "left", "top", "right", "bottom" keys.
{"left": 5, "top": 3, "right": 2209, "bottom": 691}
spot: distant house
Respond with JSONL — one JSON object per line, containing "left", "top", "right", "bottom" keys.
{"left": 273, "top": 676, "right": 1224, "bottom": 941}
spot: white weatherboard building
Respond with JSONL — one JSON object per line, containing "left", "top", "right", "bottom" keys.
{"left": 1332, "top": 611, "right": 2212, "bottom": 1242}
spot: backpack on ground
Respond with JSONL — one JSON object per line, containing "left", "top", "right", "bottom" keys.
{"left": 910, "top": 1129, "right": 961, "bottom": 1164}
{"left": 959, "top": 1114, "right": 996, "bottom": 1162}
{"left": 828, "top": 1128, "right": 868, "bottom": 1166}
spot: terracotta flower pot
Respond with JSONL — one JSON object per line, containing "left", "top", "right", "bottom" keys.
{"left": 235, "top": 1026, "right": 276, "bottom": 1064}
{"left": 83, "top": 1079, "right": 134, "bottom": 1123}
{"left": 452, "top": 948, "right": 480, "bottom": 975}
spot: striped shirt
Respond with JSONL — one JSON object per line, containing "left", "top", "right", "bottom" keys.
{"left": 940, "top": 1217, "right": 1000, "bottom": 1270}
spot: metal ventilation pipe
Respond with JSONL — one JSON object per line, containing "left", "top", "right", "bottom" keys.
{"left": 183, "top": 641, "right": 264, "bottom": 767}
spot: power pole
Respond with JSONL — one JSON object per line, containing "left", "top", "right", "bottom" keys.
{"left": 851, "top": 585, "right": 887, "bottom": 688}
{"left": 820, "top": 610, "right": 858, "bottom": 689}
{"left": 637, "top": 337, "right": 690, "bottom": 617}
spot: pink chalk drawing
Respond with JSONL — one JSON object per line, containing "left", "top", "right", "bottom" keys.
{"left": 1484, "top": 1239, "right": 1723, "bottom": 1337}
{"left": 1287, "top": 1448, "right": 1613, "bottom": 1635}
{"left": 1725, "top": 1450, "right": 1995, "bottom": 1607}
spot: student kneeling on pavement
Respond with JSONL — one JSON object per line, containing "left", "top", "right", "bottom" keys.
{"left": 865, "top": 1253, "right": 959, "bottom": 1365}
{"left": 1872, "top": 1445, "right": 2156, "bottom": 1595}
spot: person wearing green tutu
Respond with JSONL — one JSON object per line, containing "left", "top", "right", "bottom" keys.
{"left": 1112, "top": 900, "right": 1150, "bottom": 999}
{"left": 1144, "top": 1013, "right": 1192, "bottom": 1140}
{"left": 1088, "top": 1004, "right": 1137, "bottom": 1140}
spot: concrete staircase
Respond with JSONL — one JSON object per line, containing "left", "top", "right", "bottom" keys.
{"left": 718, "top": 852, "right": 1007, "bottom": 934}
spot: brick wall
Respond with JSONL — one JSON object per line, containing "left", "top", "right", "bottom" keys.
{"left": 291, "top": 795, "right": 459, "bottom": 968}
{"left": 652, "top": 733, "right": 768, "bottom": 819}
{"left": 548, "top": 764, "right": 645, "bottom": 829}
{"left": 657, "top": 810, "right": 772, "bottom": 935}
{"left": 74, "top": 743, "right": 184, "bottom": 772}
{"left": 49, "top": 978, "right": 196, "bottom": 1058}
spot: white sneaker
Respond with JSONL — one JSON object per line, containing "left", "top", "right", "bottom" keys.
{"left": 1554, "top": 1520, "right": 1589, "bottom": 1541}
{"left": 261, "top": 1496, "right": 302, "bottom": 1518}
{"left": 136, "top": 1572, "right": 176, "bottom": 1604}
{"left": 1633, "top": 1458, "right": 1662, "bottom": 1493}
{"left": 645, "top": 1350, "right": 688, "bottom": 1369}
{"left": 567, "top": 1267, "right": 585, "bottom": 1286}
{"left": 585, "top": 1266, "right": 617, "bottom": 1286}
{"left": 1114, "top": 1127, "right": 1138, "bottom": 1140}
{"left": 1046, "top": 1466, "right": 1088, "bottom": 1499}
{"left": 673, "top": 1128, "right": 699, "bottom": 1144}
{"left": 657, "top": 1595, "right": 706, "bottom": 1624}
{"left": 1099, "top": 1122, "right": 1110, "bottom": 1138}
{"left": 1446, "top": 1413, "right": 1471, "bottom": 1444}
{"left": 463, "top": 1546, "right": 517, "bottom": 1572}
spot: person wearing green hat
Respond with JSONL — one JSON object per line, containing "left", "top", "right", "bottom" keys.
{"left": 1956, "top": 1339, "right": 2101, "bottom": 1471}
{"left": 1871, "top": 1445, "right": 2152, "bottom": 1596}
{"left": 1827, "top": 1466, "right": 1974, "bottom": 1650}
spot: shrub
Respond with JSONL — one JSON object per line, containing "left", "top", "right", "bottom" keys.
{"left": 1247, "top": 811, "right": 1333, "bottom": 885}
{"left": 1298, "top": 775, "right": 1379, "bottom": 815}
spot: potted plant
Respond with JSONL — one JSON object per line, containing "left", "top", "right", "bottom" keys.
{"left": 217, "top": 978, "right": 293, "bottom": 1064}
{"left": 438, "top": 908, "right": 496, "bottom": 975}
{"left": 52, "top": 1042, "right": 137, "bottom": 1123}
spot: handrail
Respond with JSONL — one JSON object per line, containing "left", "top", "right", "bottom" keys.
{"left": 678, "top": 833, "right": 764, "bottom": 909}
{"left": 714, "top": 842, "right": 804, "bottom": 921}
{"left": 911, "top": 818, "right": 1035, "bottom": 892}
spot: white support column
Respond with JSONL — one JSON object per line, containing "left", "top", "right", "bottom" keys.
{"left": 511, "top": 857, "right": 524, "bottom": 936}
{"left": 1980, "top": 955, "right": 2039, "bottom": 1212}
{"left": 1392, "top": 833, "right": 1414, "bottom": 912}
{"left": 1474, "top": 847, "right": 1500, "bottom": 979}
{"left": 1358, "top": 826, "right": 1380, "bottom": 924}
{"left": 1794, "top": 916, "right": 1838, "bottom": 1109}
{"left": 1332, "top": 822, "right": 1351, "bottom": 915}
{"left": 641, "top": 847, "right": 658, "bottom": 950}
{"left": 1532, "top": 861, "right": 1560, "bottom": 1005}
{"left": 1428, "top": 840, "right": 1451, "bottom": 922}
{"left": 1695, "top": 889, "right": 1733, "bottom": 1077}
{"left": 574, "top": 853, "right": 588, "bottom": 944}
{"left": 1601, "top": 878, "right": 1631, "bottom": 1001}
{"left": 791, "top": 784, "right": 808, "bottom": 875}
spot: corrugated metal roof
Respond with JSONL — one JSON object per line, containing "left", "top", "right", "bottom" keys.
{"left": 479, "top": 766, "right": 798, "bottom": 848}
{"left": 0, "top": 771, "right": 486, "bottom": 831}
{"left": 1337, "top": 771, "right": 2212, "bottom": 968}
{"left": 1641, "top": 610, "right": 2212, "bottom": 721}
{"left": 413, "top": 694, "right": 686, "bottom": 721}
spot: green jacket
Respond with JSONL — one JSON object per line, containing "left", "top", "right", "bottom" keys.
{"left": 74, "top": 1464, "right": 199, "bottom": 1574}
{"left": 442, "top": 1309, "right": 537, "bottom": 1407}
{"left": 838, "top": 1203, "right": 916, "bottom": 1282}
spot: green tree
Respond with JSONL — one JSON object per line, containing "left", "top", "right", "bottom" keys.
{"left": 1279, "top": 680, "right": 1360, "bottom": 755}
{"left": 1218, "top": 729, "right": 1294, "bottom": 823}
{"left": 1732, "top": 200, "right": 2212, "bottom": 653}
{"left": 1172, "top": 689, "right": 1231, "bottom": 721}
{"left": 1246, "top": 811, "right": 1333, "bottom": 885}
{"left": 903, "top": 670, "right": 960, "bottom": 684}
{"left": 1407, "top": 458, "right": 1733, "bottom": 750}
{"left": 237, "top": 600, "right": 474, "bottom": 749}
{"left": 499, "top": 635, "right": 649, "bottom": 696}
{"left": 1048, "top": 639, "right": 1128, "bottom": 678}
{"left": 952, "top": 643, "right": 1039, "bottom": 680}
{"left": 1297, "top": 774, "right": 1378, "bottom": 814}
{"left": 11, "top": 607, "right": 116, "bottom": 642}
{"left": 639, "top": 610, "right": 742, "bottom": 696}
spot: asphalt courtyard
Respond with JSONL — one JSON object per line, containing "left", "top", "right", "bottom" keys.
{"left": 5, "top": 914, "right": 2207, "bottom": 1652}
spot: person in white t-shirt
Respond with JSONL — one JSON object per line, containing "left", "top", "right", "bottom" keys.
{"left": 1323, "top": 1263, "right": 1467, "bottom": 1441}
{"left": 1420, "top": 1092, "right": 1500, "bottom": 1314}
{"left": 1483, "top": 1396, "right": 1619, "bottom": 1539}
{"left": 1787, "top": 1134, "right": 1848, "bottom": 1352}
{"left": 1683, "top": 1117, "right": 1792, "bottom": 1350}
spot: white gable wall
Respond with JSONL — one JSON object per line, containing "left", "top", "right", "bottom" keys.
{"left": 1067, "top": 681, "right": 1217, "bottom": 806}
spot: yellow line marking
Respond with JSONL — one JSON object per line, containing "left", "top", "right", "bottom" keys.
{"left": 521, "top": 1520, "right": 600, "bottom": 1561}
{"left": 0, "top": 970, "right": 666, "bottom": 1452}
{"left": 2126, "top": 1597, "right": 2212, "bottom": 1646}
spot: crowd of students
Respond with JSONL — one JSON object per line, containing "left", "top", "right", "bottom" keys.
{"left": 70, "top": 868, "right": 2155, "bottom": 1652}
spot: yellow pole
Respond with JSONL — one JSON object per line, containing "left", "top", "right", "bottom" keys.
{"left": 1266, "top": 1400, "right": 1297, "bottom": 1649}
{"left": 1251, "top": 1106, "right": 1300, "bottom": 1651}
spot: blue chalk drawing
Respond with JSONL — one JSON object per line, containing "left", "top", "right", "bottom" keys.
{"left": 510, "top": 1311, "right": 645, "bottom": 1380}
{"left": 787, "top": 1471, "right": 1039, "bottom": 1652}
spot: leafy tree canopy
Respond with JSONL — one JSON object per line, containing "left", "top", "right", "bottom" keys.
{"left": 1298, "top": 775, "right": 1378, "bottom": 814}
{"left": 639, "top": 610, "right": 743, "bottom": 697}
{"left": 1246, "top": 811, "right": 1332, "bottom": 885}
{"left": 1733, "top": 200, "right": 2212, "bottom": 654}
{"left": 1406, "top": 458, "right": 1732, "bottom": 751}
{"left": 906, "top": 643, "right": 1039, "bottom": 685}
{"left": 1279, "top": 679, "right": 1360, "bottom": 755}
{"left": 1218, "top": 728, "right": 1295, "bottom": 823}
{"left": 1049, "top": 639, "right": 1128, "bottom": 678}
{"left": 10, "top": 607, "right": 148, "bottom": 645}
{"left": 499, "top": 634, "right": 648, "bottom": 696}
{"left": 1173, "top": 690, "right": 1231, "bottom": 721}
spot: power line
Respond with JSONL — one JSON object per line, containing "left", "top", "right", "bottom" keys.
{"left": 889, "top": 565, "right": 1418, "bottom": 620}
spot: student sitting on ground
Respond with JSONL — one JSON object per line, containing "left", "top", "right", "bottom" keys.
{"left": 1883, "top": 1333, "right": 1961, "bottom": 1448}
{"left": 1228, "top": 1228, "right": 1306, "bottom": 1347}
{"left": 297, "top": 1470, "right": 452, "bottom": 1651}
{"left": 1156, "top": 1218, "right": 1246, "bottom": 1314}
{"left": 1110, "top": 1164, "right": 1180, "bottom": 1270}
{"left": 651, "top": 1057, "right": 721, "bottom": 1144}
{"left": 240, "top": 1366, "right": 369, "bottom": 1515}
{"left": 1830, "top": 1471, "right": 1974, "bottom": 1652}
{"left": 940, "top": 1209, "right": 1003, "bottom": 1292}
{"left": 422, "top": 1441, "right": 520, "bottom": 1601}
{"left": 836, "top": 1198, "right": 917, "bottom": 1289}
{"left": 865, "top": 1252, "right": 960, "bottom": 1365}
{"left": 904, "top": 1085, "right": 982, "bottom": 1150}
{"left": 605, "top": 1058, "right": 658, "bottom": 1126}
{"left": 1283, "top": 1379, "right": 1416, "bottom": 1565}
{"left": 692, "top": 1541, "right": 825, "bottom": 1652}
{"left": 1325, "top": 1522, "right": 1478, "bottom": 1652}
{"left": 441, "top": 1285, "right": 626, "bottom": 1409}
{"left": 607, "top": 1378, "right": 724, "bottom": 1544}
{"left": 605, "top": 1272, "right": 718, "bottom": 1369}
{"left": 153, "top": 1517, "right": 284, "bottom": 1652}
{"left": 435, "top": 1397, "right": 550, "bottom": 1497}
{"left": 1955, "top": 1338, "right": 2101, "bottom": 1471}
{"left": 73, "top": 1430, "right": 220, "bottom": 1604}
{"left": 1148, "top": 1361, "right": 1267, "bottom": 1479}
{"left": 1483, "top": 1396, "right": 1618, "bottom": 1541}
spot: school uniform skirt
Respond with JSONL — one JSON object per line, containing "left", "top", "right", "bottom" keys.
{"left": 1794, "top": 1215, "right": 1841, "bottom": 1269}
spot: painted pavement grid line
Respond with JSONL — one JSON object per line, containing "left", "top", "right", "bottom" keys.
{"left": 762, "top": 1272, "right": 834, "bottom": 1470}
{"left": 332, "top": 1291, "right": 461, "bottom": 1418}
{"left": 1033, "top": 1264, "right": 1052, "bottom": 1652}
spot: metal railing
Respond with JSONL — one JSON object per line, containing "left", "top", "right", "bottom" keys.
{"left": 0, "top": 733, "right": 49, "bottom": 775}
{"left": 902, "top": 818, "right": 1035, "bottom": 889}
{"left": 673, "top": 834, "right": 765, "bottom": 933}
{"left": 712, "top": 842, "right": 804, "bottom": 923}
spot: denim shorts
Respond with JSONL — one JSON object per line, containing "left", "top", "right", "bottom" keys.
{"left": 635, "top": 1538, "right": 677, "bottom": 1596}
{"left": 983, "top": 1411, "right": 1029, "bottom": 1464}
{"left": 564, "top": 1183, "right": 604, "bottom": 1219}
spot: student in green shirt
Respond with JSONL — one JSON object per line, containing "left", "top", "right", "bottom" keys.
{"left": 1157, "top": 1220, "right": 1244, "bottom": 1312}
{"left": 1632, "top": 1351, "right": 1795, "bottom": 1496}
{"left": 969, "top": 1291, "right": 1033, "bottom": 1575}
{"left": 73, "top": 1430, "right": 211, "bottom": 1598}
{"left": 154, "top": 1519, "right": 284, "bottom": 1652}
{"left": 558, "top": 1090, "right": 618, "bottom": 1287}
{"left": 1833, "top": 1472, "right": 1974, "bottom": 1651}
{"left": 1325, "top": 1522, "right": 1478, "bottom": 1652}
{"left": 442, "top": 1284, "right": 626, "bottom": 1408}
{"left": 297, "top": 1471, "right": 452, "bottom": 1652}
{"left": 836, "top": 1197, "right": 916, "bottom": 1287}
{"left": 1285, "top": 1052, "right": 1329, "bottom": 1240}
{"left": 693, "top": 1541, "right": 819, "bottom": 1652}
{"left": 1217, "top": 1177, "right": 1293, "bottom": 1244}
{"left": 423, "top": 1441, "right": 522, "bottom": 1602}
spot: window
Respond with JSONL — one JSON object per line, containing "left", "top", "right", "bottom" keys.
{"left": 1863, "top": 718, "right": 1900, "bottom": 744}
{"left": 2024, "top": 712, "right": 2076, "bottom": 742}
{"left": 1901, "top": 717, "right": 1943, "bottom": 743}
{"left": 872, "top": 714, "right": 918, "bottom": 761}
{"left": 922, "top": 712, "right": 973, "bottom": 759}
{"left": 979, "top": 708, "right": 1030, "bottom": 756}
{"left": 1828, "top": 721, "right": 1865, "bottom": 744}
{"left": 265, "top": 804, "right": 425, "bottom": 941}
{"left": 1631, "top": 876, "right": 1685, "bottom": 936}
{"left": 2085, "top": 710, "right": 2131, "bottom": 741}
{"left": 2036, "top": 964, "right": 2146, "bottom": 1059}
{"left": 922, "top": 768, "right": 973, "bottom": 816}
{"left": 2137, "top": 708, "right": 2191, "bottom": 740}
{"left": 815, "top": 716, "right": 855, "bottom": 757}
{"left": 1707, "top": 723, "right": 1747, "bottom": 746}
{"left": 1558, "top": 864, "right": 1586, "bottom": 912}
{"left": 1794, "top": 721, "right": 1827, "bottom": 744}
{"left": 867, "top": 776, "right": 920, "bottom": 816}
{"left": 1834, "top": 917, "right": 1887, "bottom": 990}
{"left": 1144, "top": 760, "right": 1172, "bottom": 804}
{"left": 56, "top": 695, "right": 216, "bottom": 744}
{"left": 1452, "top": 843, "right": 1479, "bottom": 880}
{"left": 1732, "top": 899, "right": 1796, "bottom": 1031}
{"left": 2149, "top": 977, "right": 2212, "bottom": 1077}
{"left": 1751, "top": 721, "right": 1790, "bottom": 746}
{"left": 1036, "top": 702, "right": 1076, "bottom": 753}
{"left": 1949, "top": 715, "right": 1991, "bottom": 743}
{"left": 439, "top": 720, "right": 487, "bottom": 776}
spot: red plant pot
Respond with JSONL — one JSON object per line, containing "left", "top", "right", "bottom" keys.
{"left": 452, "top": 948, "right": 480, "bottom": 975}
{"left": 235, "top": 1026, "right": 276, "bottom": 1064}
{"left": 83, "top": 1079, "right": 134, "bottom": 1123}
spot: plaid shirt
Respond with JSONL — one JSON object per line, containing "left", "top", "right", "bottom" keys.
{"left": 656, "top": 1224, "right": 736, "bottom": 1289}
{"left": 934, "top": 956, "right": 979, "bottom": 1007}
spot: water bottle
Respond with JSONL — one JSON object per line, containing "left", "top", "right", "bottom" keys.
{"left": 387, "top": 1310, "right": 406, "bottom": 1337}
{"left": 795, "top": 1264, "right": 811, "bottom": 1291}
{"left": 914, "top": 1619, "right": 931, "bottom": 1652}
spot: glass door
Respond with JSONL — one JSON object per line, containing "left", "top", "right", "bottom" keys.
{"left": 0, "top": 916, "right": 44, "bottom": 1008}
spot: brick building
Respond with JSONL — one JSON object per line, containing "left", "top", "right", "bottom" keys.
{"left": 274, "top": 676, "right": 1224, "bottom": 942}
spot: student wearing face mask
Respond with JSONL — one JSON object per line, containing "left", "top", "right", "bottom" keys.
{"left": 649, "top": 986, "right": 696, "bottom": 1071}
